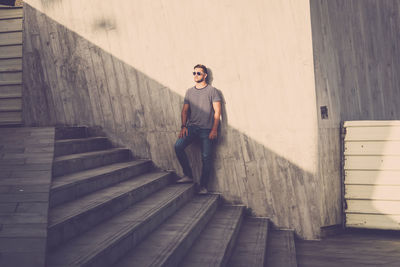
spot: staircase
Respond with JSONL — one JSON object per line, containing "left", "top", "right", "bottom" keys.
{"left": 0, "top": 4, "right": 23, "bottom": 126}
{"left": 45, "top": 127, "right": 297, "bottom": 267}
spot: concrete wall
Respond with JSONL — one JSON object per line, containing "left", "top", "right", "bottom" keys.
{"left": 310, "top": 0, "right": 400, "bottom": 227}
{"left": 22, "top": 0, "right": 322, "bottom": 238}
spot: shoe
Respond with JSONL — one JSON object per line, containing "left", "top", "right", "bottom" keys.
{"left": 198, "top": 187, "right": 208, "bottom": 194}
{"left": 176, "top": 176, "right": 193, "bottom": 183}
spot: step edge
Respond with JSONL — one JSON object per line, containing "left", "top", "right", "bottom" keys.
{"left": 49, "top": 160, "right": 153, "bottom": 207}
{"left": 54, "top": 136, "right": 108, "bottom": 144}
{"left": 0, "top": 121, "right": 21, "bottom": 126}
{"left": 0, "top": 16, "right": 23, "bottom": 20}
{"left": 181, "top": 205, "right": 244, "bottom": 267}
{"left": 0, "top": 43, "right": 22, "bottom": 47}
{"left": 0, "top": 55, "right": 22, "bottom": 60}
{"left": 0, "top": 68, "right": 22, "bottom": 73}
{"left": 285, "top": 230, "right": 298, "bottom": 267}
{"left": 47, "top": 172, "right": 176, "bottom": 250}
{"left": 48, "top": 171, "right": 172, "bottom": 228}
{"left": 0, "top": 30, "right": 23, "bottom": 34}
{"left": 53, "top": 137, "right": 112, "bottom": 157}
{"left": 51, "top": 184, "right": 195, "bottom": 267}
{"left": 53, "top": 147, "right": 130, "bottom": 161}
{"left": 0, "top": 107, "right": 21, "bottom": 112}
{"left": 157, "top": 195, "right": 220, "bottom": 267}
{"left": 220, "top": 206, "right": 245, "bottom": 267}
{"left": 0, "top": 94, "right": 21, "bottom": 99}
{"left": 0, "top": 80, "right": 21, "bottom": 86}
{"left": 117, "top": 194, "right": 219, "bottom": 267}
{"left": 228, "top": 217, "right": 270, "bottom": 267}
{"left": 51, "top": 160, "right": 152, "bottom": 190}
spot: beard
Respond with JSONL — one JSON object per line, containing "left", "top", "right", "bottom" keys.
{"left": 195, "top": 77, "right": 205, "bottom": 83}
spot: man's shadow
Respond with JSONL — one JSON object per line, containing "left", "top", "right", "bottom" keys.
{"left": 207, "top": 68, "right": 228, "bottom": 191}
{"left": 207, "top": 68, "right": 228, "bottom": 145}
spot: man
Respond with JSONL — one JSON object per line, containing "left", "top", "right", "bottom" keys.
{"left": 174, "top": 64, "right": 221, "bottom": 194}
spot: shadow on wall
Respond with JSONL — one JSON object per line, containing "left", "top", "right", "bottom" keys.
{"left": 22, "top": 4, "right": 327, "bottom": 239}
{"left": 310, "top": 0, "right": 400, "bottom": 232}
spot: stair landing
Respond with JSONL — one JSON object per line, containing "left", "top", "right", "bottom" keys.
{"left": 296, "top": 229, "right": 400, "bottom": 267}
{"left": 0, "top": 127, "right": 55, "bottom": 267}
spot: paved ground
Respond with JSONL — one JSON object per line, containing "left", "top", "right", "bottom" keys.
{"left": 0, "top": 127, "right": 54, "bottom": 267}
{"left": 296, "top": 228, "right": 400, "bottom": 267}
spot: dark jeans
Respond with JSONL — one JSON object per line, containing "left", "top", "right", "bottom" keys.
{"left": 174, "top": 126, "right": 214, "bottom": 188}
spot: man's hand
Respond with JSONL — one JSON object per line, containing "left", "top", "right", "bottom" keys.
{"left": 179, "top": 127, "right": 188, "bottom": 138}
{"left": 179, "top": 104, "right": 189, "bottom": 138}
{"left": 209, "top": 129, "right": 218, "bottom": 140}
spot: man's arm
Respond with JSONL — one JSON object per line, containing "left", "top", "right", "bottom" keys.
{"left": 179, "top": 103, "right": 190, "bottom": 138}
{"left": 209, "top": 101, "right": 221, "bottom": 139}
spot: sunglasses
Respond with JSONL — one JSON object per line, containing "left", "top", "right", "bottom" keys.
{"left": 193, "top": 72, "right": 204, "bottom": 76}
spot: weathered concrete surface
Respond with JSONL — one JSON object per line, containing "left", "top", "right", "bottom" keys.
{"left": 0, "top": 127, "right": 54, "bottom": 267}
{"left": 114, "top": 195, "right": 219, "bottom": 267}
{"left": 266, "top": 229, "right": 298, "bottom": 267}
{"left": 228, "top": 217, "right": 269, "bottom": 267}
{"left": 46, "top": 129, "right": 275, "bottom": 266}
{"left": 179, "top": 205, "right": 244, "bottom": 267}
{"left": 47, "top": 184, "right": 195, "bottom": 267}
{"left": 310, "top": 0, "right": 400, "bottom": 228}
{"left": 22, "top": 0, "right": 321, "bottom": 239}
{"left": 296, "top": 229, "right": 400, "bottom": 267}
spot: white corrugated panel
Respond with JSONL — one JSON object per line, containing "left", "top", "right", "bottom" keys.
{"left": 344, "top": 120, "right": 400, "bottom": 230}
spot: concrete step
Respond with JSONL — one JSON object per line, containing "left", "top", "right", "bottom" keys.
{"left": 47, "top": 184, "right": 195, "bottom": 267}
{"left": 228, "top": 217, "right": 269, "bottom": 267}
{"left": 179, "top": 205, "right": 244, "bottom": 267}
{"left": 0, "top": 31, "right": 22, "bottom": 46}
{"left": 0, "top": 110, "right": 21, "bottom": 123}
{"left": 0, "top": 83, "right": 21, "bottom": 97}
{"left": 0, "top": 44, "right": 22, "bottom": 58}
{"left": 0, "top": 91, "right": 20, "bottom": 98}
{"left": 48, "top": 170, "right": 174, "bottom": 249}
{"left": 0, "top": 121, "right": 21, "bottom": 127}
{"left": 0, "top": 69, "right": 21, "bottom": 82}
{"left": 0, "top": 66, "right": 21, "bottom": 73}
{"left": 0, "top": 80, "right": 21, "bottom": 86}
{"left": 0, "top": 97, "right": 21, "bottom": 110}
{"left": 54, "top": 136, "right": 111, "bottom": 156}
{"left": 0, "top": 17, "right": 22, "bottom": 33}
{"left": 115, "top": 194, "right": 220, "bottom": 267}
{"left": 52, "top": 148, "right": 131, "bottom": 177}
{"left": 55, "top": 126, "right": 88, "bottom": 140}
{"left": 50, "top": 160, "right": 153, "bottom": 207}
{"left": 0, "top": 59, "right": 22, "bottom": 72}
{"left": 266, "top": 229, "right": 298, "bottom": 267}
{"left": 0, "top": 8, "right": 23, "bottom": 20}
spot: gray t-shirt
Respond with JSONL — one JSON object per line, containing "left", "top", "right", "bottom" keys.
{"left": 184, "top": 85, "right": 221, "bottom": 129}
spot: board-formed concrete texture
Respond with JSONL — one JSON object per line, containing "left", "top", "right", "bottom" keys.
{"left": 21, "top": 0, "right": 400, "bottom": 240}
{"left": 22, "top": 0, "right": 321, "bottom": 239}
{"left": 310, "top": 0, "right": 400, "bottom": 231}
{"left": 0, "top": 127, "right": 55, "bottom": 267}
